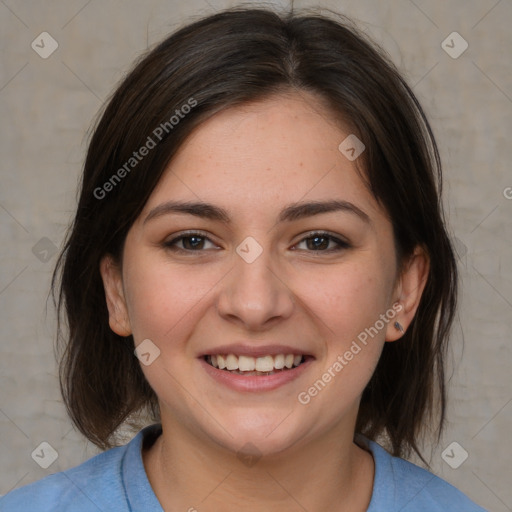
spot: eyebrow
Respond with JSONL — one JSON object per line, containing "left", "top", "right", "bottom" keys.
{"left": 143, "top": 199, "right": 370, "bottom": 225}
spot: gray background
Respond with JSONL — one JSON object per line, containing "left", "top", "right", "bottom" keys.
{"left": 0, "top": 0, "right": 510, "bottom": 510}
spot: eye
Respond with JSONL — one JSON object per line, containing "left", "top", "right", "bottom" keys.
{"left": 163, "top": 231, "right": 218, "bottom": 253}
{"left": 294, "top": 231, "right": 351, "bottom": 252}
{"left": 163, "top": 230, "right": 351, "bottom": 254}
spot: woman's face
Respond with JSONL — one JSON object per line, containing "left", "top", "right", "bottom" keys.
{"left": 101, "top": 92, "right": 427, "bottom": 456}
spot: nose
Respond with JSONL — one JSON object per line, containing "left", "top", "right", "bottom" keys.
{"left": 216, "top": 242, "right": 295, "bottom": 330}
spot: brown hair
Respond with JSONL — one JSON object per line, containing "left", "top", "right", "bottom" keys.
{"left": 52, "top": 6, "right": 458, "bottom": 463}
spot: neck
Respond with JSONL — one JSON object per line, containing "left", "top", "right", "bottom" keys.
{"left": 143, "top": 416, "right": 374, "bottom": 512}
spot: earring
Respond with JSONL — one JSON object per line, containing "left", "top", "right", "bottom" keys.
{"left": 394, "top": 321, "right": 404, "bottom": 333}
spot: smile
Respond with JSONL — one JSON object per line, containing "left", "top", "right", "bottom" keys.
{"left": 205, "top": 353, "right": 305, "bottom": 375}
{"left": 200, "top": 354, "right": 314, "bottom": 392}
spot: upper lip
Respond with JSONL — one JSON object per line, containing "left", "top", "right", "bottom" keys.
{"left": 198, "top": 343, "right": 315, "bottom": 359}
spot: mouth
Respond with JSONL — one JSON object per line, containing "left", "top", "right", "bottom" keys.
{"left": 203, "top": 353, "right": 313, "bottom": 376}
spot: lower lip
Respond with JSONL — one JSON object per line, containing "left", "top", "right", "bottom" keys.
{"left": 199, "top": 357, "right": 314, "bottom": 392}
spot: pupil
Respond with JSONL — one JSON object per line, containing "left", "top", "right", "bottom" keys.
{"left": 309, "top": 236, "right": 327, "bottom": 250}
{"left": 186, "top": 236, "right": 203, "bottom": 249}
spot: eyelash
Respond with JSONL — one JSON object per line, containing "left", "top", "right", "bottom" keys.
{"left": 163, "top": 230, "right": 351, "bottom": 255}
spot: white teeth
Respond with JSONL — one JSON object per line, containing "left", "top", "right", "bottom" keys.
{"left": 207, "top": 353, "right": 304, "bottom": 372}
{"left": 238, "top": 355, "right": 255, "bottom": 371}
{"left": 255, "top": 355, "right": 274, "bottom": 372}
{"left": 217, "top": 354, "right": 226, "bottom": 370}
{"left": 225, "top": 354, "right": 238, "bottom": 370}
{"left": 274, "top": 354, "right": 285, "bottom": 369}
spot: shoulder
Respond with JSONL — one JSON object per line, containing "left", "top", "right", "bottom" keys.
{"left": 0, "top": 445, "right": 128, "bottom": 512}
{"left": 0, "top": 425, "right": 161, "bottom": 512}
{"left": 356, "top": 435, "right": 489, "bottom": 512}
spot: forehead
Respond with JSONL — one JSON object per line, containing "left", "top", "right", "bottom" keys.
{"left": 141, "top": 92, "right": 386, "bottom": 226}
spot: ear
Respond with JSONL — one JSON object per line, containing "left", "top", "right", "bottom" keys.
{"left": 385, "top": 245, "right": 430, "bottom": 342}
{"left": 99, "top": 254, "right": 132, "bottom": 337}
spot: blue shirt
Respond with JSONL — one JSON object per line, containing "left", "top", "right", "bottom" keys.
{"left": 0, "top": 424, "right": 488, "bottom": 511}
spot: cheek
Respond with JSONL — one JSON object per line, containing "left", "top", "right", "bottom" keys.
{"left": 301, "top": 260, "right": 393, "bottom": 390}
{"left": 303, "top": 261, "right": 391, "bottom": 339}
{"left": 122, "top": 252, "right": 219, "bottom": 344}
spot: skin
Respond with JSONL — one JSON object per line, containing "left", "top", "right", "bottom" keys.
{"left": 100, "top": 91, "right": 429, "bottom": 512}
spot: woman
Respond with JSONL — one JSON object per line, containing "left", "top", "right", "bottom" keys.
{"left": 0, "top": 6, "right": 487, "bottom": 511}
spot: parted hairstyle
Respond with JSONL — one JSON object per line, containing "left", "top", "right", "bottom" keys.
{"left": 51, "top": 6, "right": 458, "bottom": 463}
